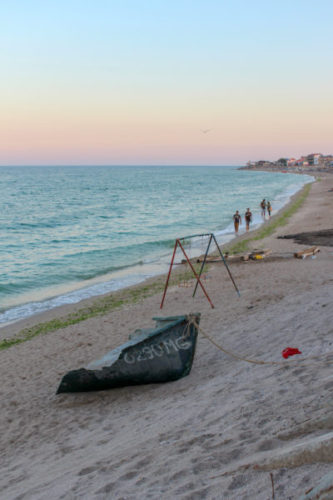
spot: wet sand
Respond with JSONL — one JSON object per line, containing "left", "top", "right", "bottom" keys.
{"left": 0, "top": 174, "right": 332, "bottom": 500}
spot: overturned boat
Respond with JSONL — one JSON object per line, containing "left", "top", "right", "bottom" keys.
{"left": 57, "top": 313, "right": 200, "bottom": 393}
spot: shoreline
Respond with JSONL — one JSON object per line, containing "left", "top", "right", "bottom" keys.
{"left": 0, "top": 170, "right": 313, "bottom": 338}
{"left": 0, "top": 172, "right": 332, "bottom": 499}
{"left": 239, "top": 165, "right": 333, "bottom": 175}
{"left": 0, "top": 173, "right": 315, "bottom": 344}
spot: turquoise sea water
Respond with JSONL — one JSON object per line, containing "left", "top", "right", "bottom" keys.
{"left": 0, "top": 165, "right": 313, "bottom": 325}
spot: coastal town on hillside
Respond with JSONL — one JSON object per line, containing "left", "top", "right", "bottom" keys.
{"left": 243, "top": 153, "right": 333, "bottom": 173}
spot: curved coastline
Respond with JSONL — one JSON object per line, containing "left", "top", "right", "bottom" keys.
{"left": 0, "top": 172, "right": 315, "bottom": 345}
{"left": 0, "top": 168, "right": 313, "bottom": 330}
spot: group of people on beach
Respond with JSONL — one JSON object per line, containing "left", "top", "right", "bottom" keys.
{"left": 260, "top": 198, "right": 272, "bottom": 218}
{"left": 233, "top": 199, "right": 272, "bottom": 234}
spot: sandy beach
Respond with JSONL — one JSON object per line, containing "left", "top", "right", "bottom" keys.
{"left": 1, "top": 174, "right": 333, "bottom": 500}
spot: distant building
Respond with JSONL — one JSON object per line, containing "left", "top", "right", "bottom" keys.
{"left": 245, "top": 152, "right": 332, "bottom": 170}
{"left": 306, "top": 153, "right": 322, "bottom": 165}
{"left": 287, "top": 158, "right": 297, "bottom": 166}
{"left": 319, "top": 155, "right": 333, "bottom": 167}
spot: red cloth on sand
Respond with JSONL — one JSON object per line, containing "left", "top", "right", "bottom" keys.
{"left": 282, "top": 347, "right": 302, "bottom": 359}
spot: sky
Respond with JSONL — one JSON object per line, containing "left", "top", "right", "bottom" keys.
{"left": 1, "top": 0, "right": 332, "bottom": 166}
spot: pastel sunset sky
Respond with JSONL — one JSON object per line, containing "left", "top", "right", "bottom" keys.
{"left": 1, "top": 1, "right": 332, "bottom": 166}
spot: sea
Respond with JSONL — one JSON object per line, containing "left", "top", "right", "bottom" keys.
{"left": 0, "top": 165, "right": 313, "bottom": 326}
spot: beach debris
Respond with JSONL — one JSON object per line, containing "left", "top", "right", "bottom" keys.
{"left": 300, "top": 471, "right": 333, "bottom": 500}
{"left": 195, "top": 255, "right": 224, "bottom": 263}
{"left": 200, "top": 252, "right": 244, "bottom": 263}
{"left": 241, "top": 249, "right": 272, "bottom": 261}
{"left": 250, "top": 248, "right": 272, "bottom": 260}
{"left": 201, "top": 249, "right": 273, "bottom": 263}
{"left": 294, "top": 246, "right": 320, "bottom": 259}
{"left": 278, "top": 229, "right": 333, "bottom": 247}
{"left": 282, "top": 347, "right": 302, "bottom": 359}
{"left": 270, "top": 472, "right": 275, "bottom": 500}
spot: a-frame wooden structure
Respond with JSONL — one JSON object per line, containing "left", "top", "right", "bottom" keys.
{"left": 160, "top": 232, "right": 240, "bottom": 309}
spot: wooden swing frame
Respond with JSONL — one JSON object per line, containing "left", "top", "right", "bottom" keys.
{"left": 160, "top": 232, "right": 240, "bottom": 309}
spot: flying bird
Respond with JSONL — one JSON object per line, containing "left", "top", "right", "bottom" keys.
{"left": 201, "top": 129, "right": 212, "bottom": 134}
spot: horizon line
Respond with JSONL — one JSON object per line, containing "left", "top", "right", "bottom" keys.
{"left": 0, "top": 163, "right": 244, "bottom": 168}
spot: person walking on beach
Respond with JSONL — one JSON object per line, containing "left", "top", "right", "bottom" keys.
{"left": 267, "top": 201, "right": 272, "bottom": 217}
{"left": 245, "top": 208, "right": 252, "bottom": 231}
{"left": 260, "top": 199, "right": 266, "bottom": 218}
{"left": 233, "top": 210, "right": 242, "bottom": 234}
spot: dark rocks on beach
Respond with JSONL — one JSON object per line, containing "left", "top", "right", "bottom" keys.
{"left": 278, "top": 229, "right": 333, "bottom": 247}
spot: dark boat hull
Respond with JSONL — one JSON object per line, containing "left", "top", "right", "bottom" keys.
{"left": 57, "top": 313, "right": 200, "bottom": 393}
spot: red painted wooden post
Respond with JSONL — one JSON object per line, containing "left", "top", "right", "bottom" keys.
{"left": 160, "top": 239, "right": 179, "bottom": 309}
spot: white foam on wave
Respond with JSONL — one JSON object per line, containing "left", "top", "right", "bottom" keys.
{"left": 0, "top": 263, "right": 169, "bottom": 327}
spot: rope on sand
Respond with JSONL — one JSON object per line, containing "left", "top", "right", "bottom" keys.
{"left": 190, "top": 320, "right": 333, "bottom": 367}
